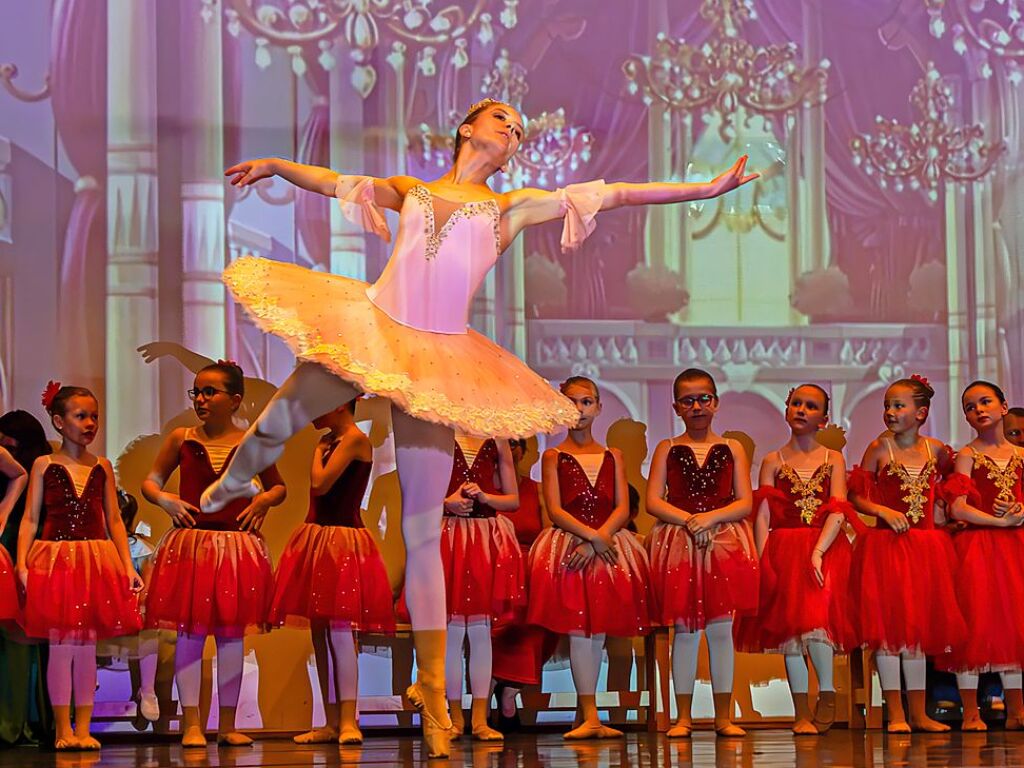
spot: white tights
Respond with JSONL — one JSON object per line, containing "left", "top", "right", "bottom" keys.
{"left": 672, "top": 619, "right": 736, "bottom": 696}
{"left": 569, "top": 634, "right": 607, "bottom": 696}
{"left": 47, "top": 642, "right": 97, "bottom": 707}
{"left": 312, "top": 624, "right": 359, "bottom": 704}
{"left": 174, "top": 633, "right": 244, "bottom": 709}
{"left": 784, "top": 641, "right": 835, "bottom": 695}
{"left": 445, "top": 617, "right": 493, "bottom": 700}
{"left": 876, "top": 651, "right": 929, "bottom": 692}
{"left": 957, "top": 670, "right": 1023, "bottom": 692}
{"left": 217, "top": 363, "right": 452, "bottom": 631}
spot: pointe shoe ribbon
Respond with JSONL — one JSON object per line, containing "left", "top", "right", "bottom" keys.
{"left": 406, "top": 683, "right": 452, "bottom": 759}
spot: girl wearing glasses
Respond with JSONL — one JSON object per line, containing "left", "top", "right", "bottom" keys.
{"left": 645, "top": 368, "right": 756, "bottom": 738}
{"left": 526, "top": 376, "right": 650, "bottom": 740}
{"left": 734, "top": 384, "right": 858, "bottom": 735}
{"left": 141, "top": 361, "right": 286, "bottom": 748}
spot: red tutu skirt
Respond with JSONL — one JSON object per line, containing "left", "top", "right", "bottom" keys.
{"left": 146, "top": 528, "right": 273, "bottom": 638}
{"left": 850, "top": 528, "right": 965, "bottom": 655}
{"left": 735, "top": 529, "right": 854, "bottom": 653}
{"left": 269, "top": 523, "right": 395, "bottom": 632}
{"left": 22, "top": 539, "right": 142, "bottom": 642}
{"left": 0, "top": 547, "right": 20, "bottom": 625}
{"left": 527, "top": 528, "right": 650, "bottom": 637}
{"left": 646, "top": 521, "right": 758, "bottom": 631}
{"left": 440, "top": 515, "right": 525, "bottom": 623}
{"left": 942, "top": 527, "right": 1024, "bottom": 672}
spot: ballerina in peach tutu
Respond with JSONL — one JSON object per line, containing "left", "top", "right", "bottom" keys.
{"left": 204, "top": 97, "right": 756, "bottom": 758}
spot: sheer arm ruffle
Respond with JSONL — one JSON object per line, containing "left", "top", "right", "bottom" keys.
{"left": 938, "top": 472, "right": 981, "bottom": 508}
{"left": 335, "top": 175, "right": 391, "bottom": 243}
{"left": 557, "top": 179, "right": 605, "bottom": 253}
{"left": 821, "top": 498, "right": 867, "bottom": 536}
{"left": 847, "top": 466, "right": 876, "bottom": 503}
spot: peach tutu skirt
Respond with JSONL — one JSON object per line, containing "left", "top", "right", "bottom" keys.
{"left": 146, "top": 528, "right": 273, "bottom": 638}
{"left": 222, "top": 257, "right": 577, "bottom": 437}
{"left": 269, "top": 523, "right": 395, "bottom": 632}
{"left": 22, "top": 539, "right": 142, "bottom": 643}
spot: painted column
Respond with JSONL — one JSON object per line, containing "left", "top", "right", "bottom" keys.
{"left": 802, "top": 2, "right": 827, "bottom": 274}
{"left": 180, "top": 0, "right": 226, "bottom": 358}
{"left": 945, "top": 181, "right": 970, "bottom": 446}
{"left": 329, "top": 49, "right": 367, "bottom": 280}
{"left": 106, "top": 0, "right": 160, "bottom": 455}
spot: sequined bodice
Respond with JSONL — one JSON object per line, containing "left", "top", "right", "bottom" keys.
{"left": 40, "top": 463, "right": 108, "bottom": 541}
{"left": 971, "top": 453, "right": 1024, "bottom": 513}
{"left": 665, "top": 444, "right": 735, "bottom": 513}
{"left": 556, "top": 451, "right": 616, "bottom": 528}
{"left": 306, "top": 444, "right": 372, "bottom": 527}
{"left": 366, "top": 186, "right": 501, "bottom": 335}
{"left": 875, "top": 460, "right": 940, "bottom": 528}
{"left": 445, "top": 439, "right": 500, "bottom": 518}
{"left": 179, "top": 439, "right": 249, "bottom": 531}
{"left": 770, "top": 463, "right": 833, "bottom": 529}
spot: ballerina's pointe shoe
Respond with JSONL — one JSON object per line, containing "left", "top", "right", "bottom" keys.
{"left": 407, "top": 684, "right": 452, "bottom": 759}
{"left": 199, "top": 476, "right": 260, "bottom": 514}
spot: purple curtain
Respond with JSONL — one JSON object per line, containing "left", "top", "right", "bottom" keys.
{"left": 296, "top": 66, "right": 330, "bottom": 267}
{"left": 50, "top": 0, "right": 107, "bottom": 388}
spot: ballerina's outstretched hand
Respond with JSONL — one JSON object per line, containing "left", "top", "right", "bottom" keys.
{"left": 705, "top": 155, "right": 760, "bottom": 198}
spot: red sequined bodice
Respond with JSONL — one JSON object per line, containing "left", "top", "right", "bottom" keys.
{"left": 179, "top": 439, "right": 249, "bottom": 531}
{"left": 306, "top": 442, "right": 372, "bottom": 527}
{"left": 445, "top": 439, "right": 501, "bottom": 518}
{"left": 769, "top": 463, "right": 833, "bottom": 529}
{"left": 40, "top": 462, "right": 108, "bottom": 541}
{"left": 874, "top": 460, "right": 941, "bottom": 529}
{"left": 556, "top": 451, "right": 616, "bottom": 528}
{"left": 970, "top": 452, "right": 1024, "bottom": 514}
{"left": 666, "top": 444, "right": 735, "bottom": 513}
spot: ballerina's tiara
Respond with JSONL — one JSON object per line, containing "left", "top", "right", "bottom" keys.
{"left": 466, "top": 97, "right": 500, "bottom": 116}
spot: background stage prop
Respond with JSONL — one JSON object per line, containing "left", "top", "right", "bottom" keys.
{"left": 1, "top": 0, "right": 1022, "bottom": 732}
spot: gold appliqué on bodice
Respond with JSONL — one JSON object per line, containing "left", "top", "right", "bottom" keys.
{"left": 778, "top": 463, "right": 833, "bottom": 524}
{"left": 974, "top": 452, "right": 1024, "bottom": 503}
{"left": 885, "top": 457, "right": 936, "bottom": 524}
{"left": 409, "top": 185, "right": 501, "bottom": 262}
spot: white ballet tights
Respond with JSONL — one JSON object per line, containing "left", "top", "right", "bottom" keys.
{"left": 672, "top": 619, "right": 736, "bottom": 696}
{"left": 957, "top": 671, "right": 1023, "bottom": 691}
{"left": 213, "top": 362, "right": 453, "bottom": 632}
{"left": 877, "top": 652, "right": 927, "bottom": 691}
{"left": 175, "top": 633, "right": 245, "bottom": 709}
{"left": 328, "top": 627, "right": 359, "bottom": 702}
{"left": 138, "top": 632, "right": 159, "bottom": 698}
{"left": 569, "top": 634, "right": 606, "bottom": 696}
{"left": 785, "top": 642, "right": 834, "bottom": 695}
{"left": 445, "top": 617, "right": 493, "bottom": 700}
{"left": 47, "top": 642, "right": 97, "bottom": 707}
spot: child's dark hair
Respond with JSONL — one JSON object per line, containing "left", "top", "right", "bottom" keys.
{"left": 890, "top": 376, "right": 935, "bottom": 410}
{"left": 118, "top": 488, "right": 139, "bottom": 532}
{"left": 962, "top": 380, "right": 1006, "bottom": 405}
{"left": 787, "top": 383, "right": 830, "bottom": 416}
{"left": 673, "top": 368, "right": 717, "bottom": 397}
{"left": 560, "top": 376, "right": 600, "bottom": 400}
{"left": 509, "top": 437, "right": 527, "bottom": 453}
{"left": 1009, "top": 407, "right": 1024, "bottom": 418}
{"left": 0, "top": 410, "right": 52, "bottom": 469}
{"left": 198, "top": 360, "right": 245, "bottom": 398}
{"left": 45, "top": 385, "right": 96, "bottom": 419}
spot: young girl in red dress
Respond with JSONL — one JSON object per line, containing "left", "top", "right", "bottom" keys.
{"left": 0, "top": 446, "right": 27, "bottom": 627}
{"left": 16, "top": 384, "right": 143, "bottom": 750}
{"left": 442, "top": 432, "right": 522, "bottom": 741}
{"left": 528, "top": 377, "right": 650, "bottom": 739}
{"left": 941, "top": 380, "right": 1024, "bottom": 731}
{"left": 736, "top": 384, "right": 857, "bottom": 735}
{"left": 141, "top": 362, "right": 286, "bottom": 747}
{"left": 848, "top": 376, "right": 964, "bottom": 733}
{"left": 269, "top": 398, "right": 393, "bottom": 745}
{"left": 645, "top": 369, "right": 756, "bottom": 738}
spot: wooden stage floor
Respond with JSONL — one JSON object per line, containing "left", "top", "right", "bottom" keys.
{"left": 3, "top": 729, "right": 1024, "bottom": 768}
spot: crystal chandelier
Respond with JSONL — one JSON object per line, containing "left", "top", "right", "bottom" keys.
{"left": 622, "top": 0, "right": 829, "bottom": 142}
{"left": 925, "top": 0, "right": 1024, "bottom": 83}
{"left": 219, "top": 0, "right": 518, "bottom": 97}
{"left": 850, "top": 63, "right": 1004, "bottom": 202}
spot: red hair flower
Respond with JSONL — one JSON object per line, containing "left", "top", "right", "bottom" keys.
{"left": 217, "top": 358, "right": 238, "bottom": 368}
{"left": 41, "top": 380, "right": 61, "bottom": 410}
{"left": 910, "top": 374, "right": 931, "bottom": 389}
